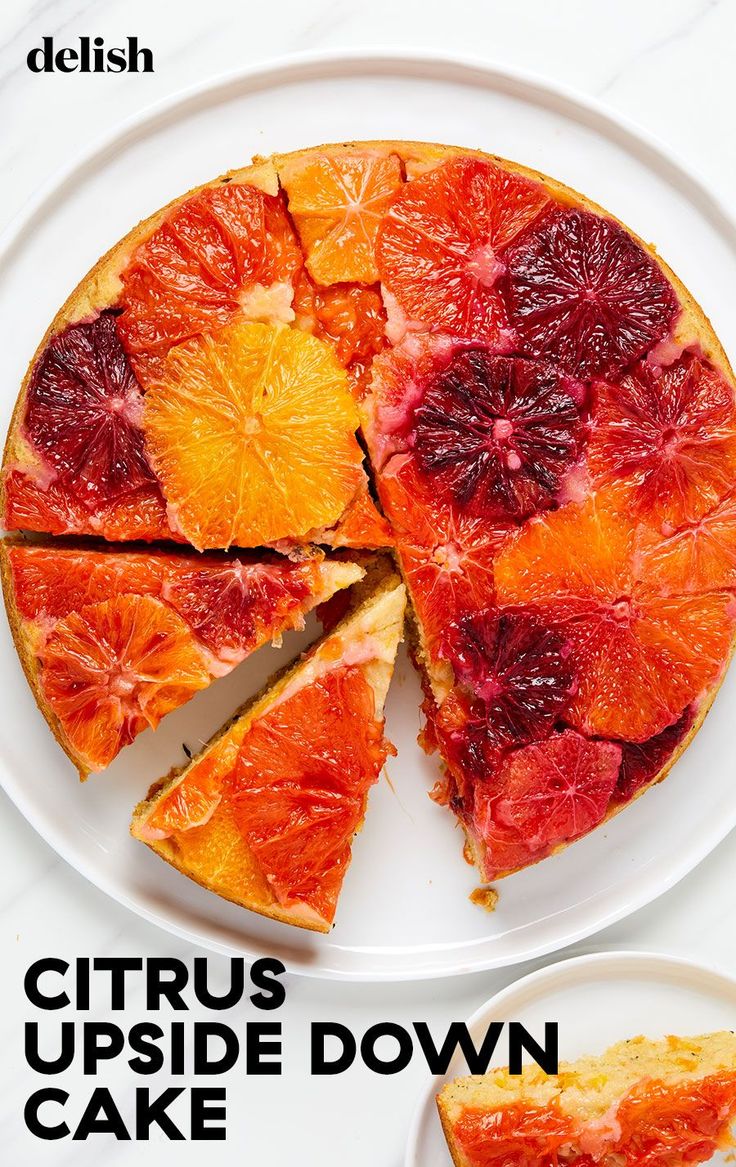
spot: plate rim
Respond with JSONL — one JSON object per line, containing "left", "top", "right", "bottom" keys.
{"left": 2, "top": 49, "right": 736, "bottom": 981}
{"left": 404, "top": 949, "right": 736, "bottom": 1165}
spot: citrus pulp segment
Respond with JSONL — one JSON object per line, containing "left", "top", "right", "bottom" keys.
{"left": 279, "top": 150, "right": 403, "bottom": 285}
{"left": 142, "top": 321, "right": 365, "bottom": 549}
{"left": 1, "top": 539, "right": 362, "bottom": 775}
{"left": 131, "top": 567, "right": 406, "bottom": 931}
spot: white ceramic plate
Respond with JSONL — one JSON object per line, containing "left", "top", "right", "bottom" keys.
{"left": 2, "top": 51, "right": 736, "bottom": 981}
{"left": 406, "top": 950, "right": 736, "bottom": 1165}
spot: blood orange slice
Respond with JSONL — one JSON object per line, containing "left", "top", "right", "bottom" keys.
{"left": 588, "top": 354, "right": 736, "bottom": 527}
{"left": 2, "top": 540, "right": 363, "bottom": 775}
{"left": 494, "top": 496, "right": 736, "bottom": 741}
{"left": 2, "top": 312, "right": 170, "bottom": 541}
{"left": 118, "top": 183, "right": 303, "bottom": 379}
{"left": 502, "top": 208, "right": 679, "bottom": 380}
{"left": 376, "top": 156, "right": 550, "bottom": 344}
{"left": 280, "top": 151, "right": 403, "bottom": 285}
{"left": 634, "top": 491, "right": 736, "bottom": 594}
{"left": 493, "top": 731, "right": 621, "bottom": 857}
{"left": 142, "top": 320, "right": 365, "bottom": 549}
{"left": 131, "top": 567, "right": 406, "bottom": 931}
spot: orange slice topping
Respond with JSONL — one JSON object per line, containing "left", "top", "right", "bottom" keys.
{"left": 280, "top": 152, "right": 403, "bottom": 284}
{"left": 40, "top": 595, "right": 211, "bottom": 773}
{"left": 142, "top": 320, "right": 364, "bottom": 549}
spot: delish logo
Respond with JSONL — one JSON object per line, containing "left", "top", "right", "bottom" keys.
{"left": 27, "top": 36, "right": 154, "bottom": 73}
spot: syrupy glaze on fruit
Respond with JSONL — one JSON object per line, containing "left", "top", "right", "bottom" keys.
{"left": 5, "top": 141, "right": 736, "bottom": 877}
{"left": 452, "top": 1072, "right": 736, "bottom": 1167}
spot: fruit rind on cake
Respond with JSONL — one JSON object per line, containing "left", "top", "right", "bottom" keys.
{"left": 438, "top": 1031, "right": 736, "bottom": 1167}
{"left": 130, "top": 561, "right": 406, "bottom": 932}
{"left": 0, "top": 538, "right": 362, "bottom": 778}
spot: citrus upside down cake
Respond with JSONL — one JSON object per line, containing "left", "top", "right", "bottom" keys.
{"left": 3, "top": 139, "right": 736, "bottom": 923}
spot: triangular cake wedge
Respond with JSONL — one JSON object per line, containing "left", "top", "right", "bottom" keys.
{"left": 438, "top": 1031, "right": 736, "bottom": 1167}
{"left": 131, "top": 563, "right": 406, "bottom": 932}
{"left": 1, "top": 539, "right": 362, "bottom": 778}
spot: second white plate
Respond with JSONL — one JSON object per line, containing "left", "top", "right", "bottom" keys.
{"left": 406, "top": 951, "right": 736, "bottom": 1165}
{"left": 2, "top": 52, "right": 736, "bottom": 979}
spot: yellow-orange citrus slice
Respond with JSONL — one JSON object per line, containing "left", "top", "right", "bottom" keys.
{"left": 143, "top": 321, "right": 364, "bottom": 549}
{"left": 40, "top": 595, "right": 211, "bottom": 773}
{"left": 280, "top": 152, "right": 403, "bottom": 284}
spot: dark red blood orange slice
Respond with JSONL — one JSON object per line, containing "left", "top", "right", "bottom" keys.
{"left": 440, "top": 609, "right": 577, "bottom": 746}
{"left": 162, "top": 556, "right": 317, "bottom": 659}
{"left": 22, "top": 311, "right": 157, "bottom": 508}
{"left": 41, "top": 595, "right": 211, "bottom": 773}
{"left": 227, "top": 666, "right": 392, "bottom": 920}
{"left": 377, "top": 453, "right": 504, "bottom": 651}
{"left": 376, "top": 157, "right": 550, "bottom": 344}
{"left": 118, "top": 184, "right": 303, "bottom": 378}
{"left": 502, "top": 209, "right": 679, "bottom": 380}
{"left": 616, "top": 705, "right": 695, "bottom": 803}
{"left": 589, "top": 354, "right": 736, "bottom": 527}
{"left": 494, "top": 496, "right": 736, "bottom": 741}
{"left": 493, "top": 731, "right": 622, "bottom": 855}
{"left": 411, "top": 350, "right": 586, "bottom": 519}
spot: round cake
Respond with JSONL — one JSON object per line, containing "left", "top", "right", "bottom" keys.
{"left": 4, "top": 140, "right": 736, "bottom": 920}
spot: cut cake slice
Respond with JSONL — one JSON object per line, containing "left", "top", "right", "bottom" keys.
{"left": 131, "top": 562, "right": 406, "bottom": 932}
{"left": 438, "top": 1031, "right": 736, "bottom": 1167}
{"left": 1, "top": 538, "right": 361, "bottom": 778}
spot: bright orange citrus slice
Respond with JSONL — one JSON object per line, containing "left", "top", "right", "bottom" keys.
{"left": 494, "top": 496, "right": 736, "bottom": 741}
{"left": 40, "top": 595, "right": 211, "bottom": 773}
{"left": 143, "top": 320, "right": 364, "bottom": 549}
{"left": 279, "top": 151, "right": 403, "bottom": 285}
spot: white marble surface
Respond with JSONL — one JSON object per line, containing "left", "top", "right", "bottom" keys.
{"left": 2, "top": 1, "right": 736, "bottom": 1163}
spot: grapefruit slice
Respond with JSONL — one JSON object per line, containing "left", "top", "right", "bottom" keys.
{"left": 118, "top": 182, "right": 304, "bottom": 380}
{"left": 438, "top": 1032, "right": 736, "bottom": 1167}
{"left": 131, "top": 564, "right": 406, "bottom": 931}
{"left": 279, "top": 150, "right": 403, "bottom": 285}
{"left": 502, "top": 208, "right": 680, "bottom": 380}
{"left": 588, "top": 354, "right": 736, "bottom": 527}
{"left": 1, "top": 539, "right": 362, "bottom": 776}
{"left": 142, "top": 320, "right": 365, "bottom": 549}
{"left": 494, "top": 496, "right": 736, "bottom": 742}
{"left": 376, "top": 155, "right": 550, "bottom": 344}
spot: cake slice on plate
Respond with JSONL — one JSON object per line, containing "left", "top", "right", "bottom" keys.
{"left": 131, "top": 562, "right": 406, "bottom": 932}
{"left": 438, "top": 1031, "right": 736, "bottom": 1167}
{"left": 1, "top": 539, "right": 361, "bottom": 778}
